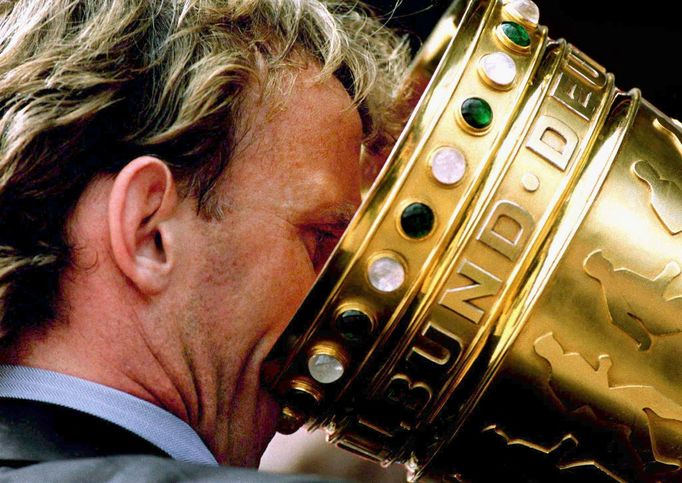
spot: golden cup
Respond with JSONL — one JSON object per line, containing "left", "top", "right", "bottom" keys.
{"left": 263, "top": 0, "right": 682, "bottom": 480}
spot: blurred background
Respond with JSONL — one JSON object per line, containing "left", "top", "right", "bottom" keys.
{"left": 261, "top": 1, "right": 680, "bottom": 480}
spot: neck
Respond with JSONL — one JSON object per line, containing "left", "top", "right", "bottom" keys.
{"left": 0, "top": 313, "right": 188, "bottom": 417}
{"left": 0, "top": 282, "right": 238, "bottom": 464}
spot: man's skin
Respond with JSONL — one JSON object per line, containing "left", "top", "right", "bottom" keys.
{"left": 0, "top": 65, "right": 363, "bottom": 468}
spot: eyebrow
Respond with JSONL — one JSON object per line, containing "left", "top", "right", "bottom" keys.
{"left": 315, "top": 202, "right": 358, "bottom": 227}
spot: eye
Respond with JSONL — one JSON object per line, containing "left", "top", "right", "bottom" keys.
{"left": 312, "top": 229, "right": 341, "bottom": 271}
{"left": 301, "top": 224, "right": 347, "bottom": 273}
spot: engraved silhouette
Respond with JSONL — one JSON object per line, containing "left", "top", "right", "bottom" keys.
{"left": 483, "top": 425, "right": 626, "bottom": 482}
{"left": 645, "top": 409, "right": 682, "bottom": 469}
{"left": 583, "top": 250, "right": 682, "bottom": 351}
{"left": 632, "top": 160, "right": 682, "bottom": 235}
{"left": 653, "top": 118, "right": 682, "bottom": 159}
{"left": 483, "top": 424, "right": 578, "bottom": 457}
{"left": 560, "top": 461, "right": 627, "bottom": 483}
{"left": 535, "top": 333, "right": 682, "bottom": 469}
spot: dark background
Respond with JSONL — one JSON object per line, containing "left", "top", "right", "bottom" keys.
{"left": 366, "top": 0, "right": 681, "bottom": 118}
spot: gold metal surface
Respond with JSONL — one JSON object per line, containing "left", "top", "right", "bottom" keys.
{"left": 263, "top": 0, "right": 682, "bottom": 480}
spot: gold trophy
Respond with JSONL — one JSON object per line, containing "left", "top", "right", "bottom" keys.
{"left": 263, "top": 0, "right": 682, "bottom": 480}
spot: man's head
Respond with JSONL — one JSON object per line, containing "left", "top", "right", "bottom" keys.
{"left": 0, "top": 0, "right": 408, "bottom": 467}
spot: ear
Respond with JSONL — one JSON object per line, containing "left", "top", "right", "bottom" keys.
{"left": 108, "top": 156, "right": 179, "bottom": 295}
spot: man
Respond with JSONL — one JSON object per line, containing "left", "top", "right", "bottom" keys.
{"left": 0, "top": 0, "right": 408, "bottom": 479}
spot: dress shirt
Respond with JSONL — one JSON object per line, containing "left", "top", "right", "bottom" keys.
{"left": 0, "top": 364, "right": 218, "bottom": 466}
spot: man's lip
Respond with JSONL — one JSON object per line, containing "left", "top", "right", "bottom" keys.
{"left": 265, "top": 388, "right": 281, "bottom": 418}
{"left": 261, "top": 387, "right": 282, "bottom": 437}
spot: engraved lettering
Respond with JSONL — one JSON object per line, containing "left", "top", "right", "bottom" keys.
{"left": 527, "top": 115, "right": 579, "bottom": 171}
{"left": 407, "top": 321, "right": 462, "bottom": 366}
{"left": 335, "top": 415, "right": 396, "bottom": 462}
{"left": 552, "top": 71, "right": 599, "bottom": 120}
{"left": 385, "top": 374, "right": 433, "bottom": 414}
{"left": 357, "top": 417, "right": 394, "bottom": 438}
{"left": 566, "top": 49, "right": 607, "bottom": 89}
{"left": 439, "top": 259, "right": 503, "bottom": 324}
{"left": 335, "top": 440, "right": 384, "bottom": 462}
{"left": 477, "top": 200, "right": 536, "bottom": 261}
{"left": 337, "top": 435, "right": 386, "bottom": 461}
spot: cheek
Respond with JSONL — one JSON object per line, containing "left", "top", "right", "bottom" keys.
{"left": 200, "top": 215, "right": 317, "bottom": 341}
{"left": 246, "top": 237, "right": 317, "bottom": 328}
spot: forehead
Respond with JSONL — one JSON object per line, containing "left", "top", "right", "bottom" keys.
{"left": 231, "top": 65, "right": 363, "bottom": 171}
{"left": 215, "top": 65, "right": 364, "bottom": 218}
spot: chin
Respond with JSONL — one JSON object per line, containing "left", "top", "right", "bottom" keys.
{"left": 217, "top": 384, "right": 282, "bottom": 468}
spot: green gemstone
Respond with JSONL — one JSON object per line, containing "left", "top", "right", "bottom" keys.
{"left": 401, "top": 202, "right": 435, "bottom": 239}
{"left": 501, "top": 21, "right": 531, "bottom": 48}
{"left": 461, "top": 97, "right": 493, "bottom": 130}
{"left": 336, "top": 309, "right": 373, "bottom": 343}
{"left": 287, "top": 386, "right": 318, "bottom": 413}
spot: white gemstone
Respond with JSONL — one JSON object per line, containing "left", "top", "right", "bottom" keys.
{"left": 308, "top": 353, "right": 344, "bottom": 384}
{"left": 430, "top": 147, "right": 467, "bottom": 185}
{"left": 506, "top": 0, "right": 540, "bottom": 26}
{"left": 480, "top": 52, "right": 517, "bottom": 88}
{"left": 368, "top": 256, "right": 405, "bottom": 293}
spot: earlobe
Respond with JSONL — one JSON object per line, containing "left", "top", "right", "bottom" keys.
{"left": 108, "top": 156, "right": 179, "bottom": 295}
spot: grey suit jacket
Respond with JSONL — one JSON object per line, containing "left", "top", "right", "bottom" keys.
{"left": 0, "top": 398, "right": 336, "bottom": 482}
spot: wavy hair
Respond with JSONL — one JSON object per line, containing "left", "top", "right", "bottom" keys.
{"left": 0, "top": 0, "right": 409, "bottom": 338}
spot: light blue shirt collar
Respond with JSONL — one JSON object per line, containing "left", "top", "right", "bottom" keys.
{"left": 0, "top": 364, "right": 218, "bottom": 466}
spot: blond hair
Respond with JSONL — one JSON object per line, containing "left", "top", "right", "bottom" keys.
{"left": 0, "top": 0, "right": 409, "bottom": 337}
